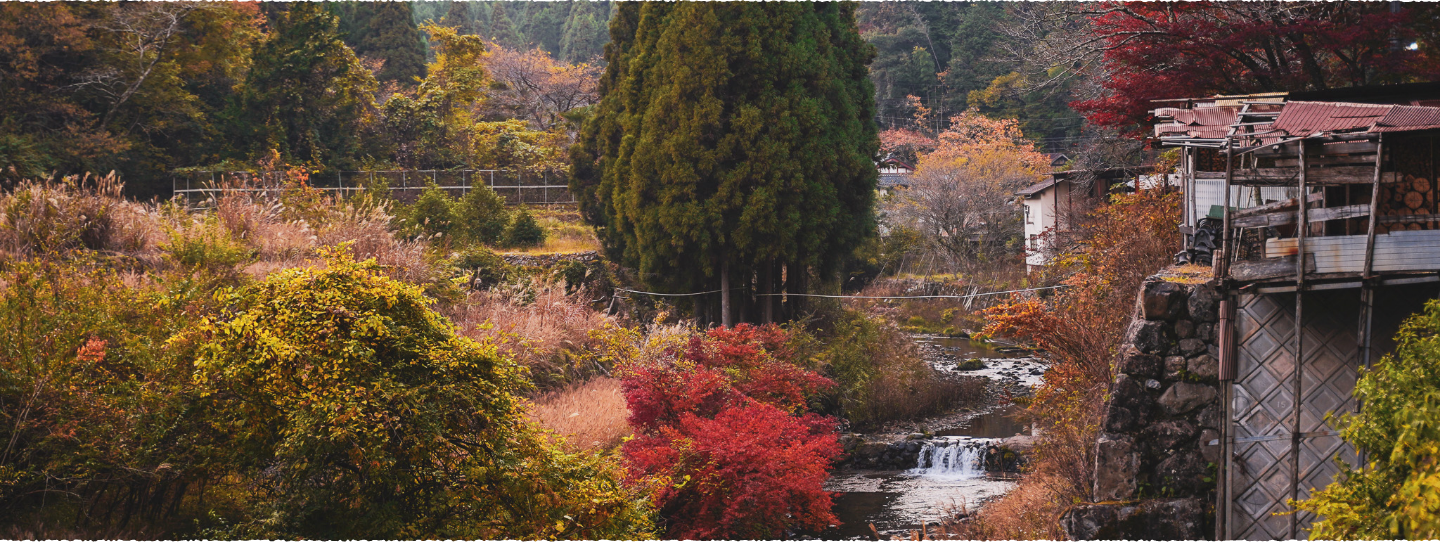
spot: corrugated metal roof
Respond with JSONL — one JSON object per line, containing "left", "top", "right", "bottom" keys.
{"left": 1268, "top": 101, "right": 1390, "bottom": 137}
{"left": 1153, "top": 106, "right": 1240, "bottom": 138}
{"left": 1373, "top": 105, "right": 1440, "bottom": 132}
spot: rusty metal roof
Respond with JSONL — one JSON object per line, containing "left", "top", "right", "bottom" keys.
{"left": 1268, "top": 102, "right": 1391, "bottom": 137}
{"left": 1267, "top": 101, "right": 1440, "bottom": 137}
{"left": 1154, "top": 106, "right": 1240, "bottom": 138}
{"left": 1154, "top": 98, "right": 1440, "bottom": 145}
{"left": 1374, "top": 105, "right": 1440, "bottom": 132}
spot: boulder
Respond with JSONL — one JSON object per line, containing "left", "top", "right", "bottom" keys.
{"left": 1188, "top": 283, "right": 1222, "bottom": 323}
{"left": 1195, "top": 322, "right": 1214, "bottom": 342}
{"left": 1103, "top": 375, "right": 1153, "bottom": 432}
{"left": 1130, "top": 320, "right": 1172, "bottom": 355}
{"left": 1174, "top": 319, "right": 1195, "bottom": 339}
{"left": 1199, "top": 428, "right": 1221, "bottom": 463}
{"left": 1142, "top": 280, "right": 1188, "bottom": 321}
{"left": 1061, "top": 499, "right": 1208, "bottom": 540}
{"left": 1154, "top": 450, "right": 1209, "bottom": 495}
{"left": 1118, "top": 347, "right": 1162, "bottom": 379}
{"left": 1196, "top": 404, "right": 1223, "bottom": 431}
{"left": 1178, "top": 338, "right": 1207, "bottom": 356}
{"left": 1144, "top": 420, "right": 1198, "bottom": 454}
{"left": 1158, "top": 382, "right": 1217, "bottom": 415}
{"left": 1187, "top": 354, "right": 1219, "bottom": 380}
{"left": 1164, "top": 356, "right": 1187, "bottom": 380}
{"left": 1093, "top": 433, "right": 1139, "bottom": 501}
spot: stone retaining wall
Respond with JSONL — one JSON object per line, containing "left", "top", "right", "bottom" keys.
{"left": 1061, "top": 276, "right": 1224, "bottom": 540}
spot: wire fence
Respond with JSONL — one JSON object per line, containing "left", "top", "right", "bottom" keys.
{"left": 171, "top": 169, "right": 577, "bottom": 207}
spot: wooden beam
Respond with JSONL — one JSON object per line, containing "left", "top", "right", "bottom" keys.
{"left": 1230, "top": 255, "right": 1316, "bottom": 281}
{"left": 1230, "top": 193, "right": 1324, "bottom": 219}
{"left": 1231, "top": 204, "right": 1370, "bottom": 228}
{"left": 1233, "top": 170, "right": 1399, "bottom": 186}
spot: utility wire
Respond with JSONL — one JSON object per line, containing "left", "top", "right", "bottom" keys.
{"left": 613, "top": 285, "right": 1066, "bottom": 300}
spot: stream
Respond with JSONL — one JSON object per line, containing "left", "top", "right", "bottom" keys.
{"left": 816, "top": 336, "right": 1047, "bottom": 539}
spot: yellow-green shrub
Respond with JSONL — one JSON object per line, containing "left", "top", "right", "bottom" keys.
{"left": 190, "top": 246, "right": 653, "bottom": 539}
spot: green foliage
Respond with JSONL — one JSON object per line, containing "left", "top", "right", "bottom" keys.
{"left": 0, "top": 133, "right": 49, "bottom": 184}
{"left": 1299, "top": 299, "right": 1440, "bottom": 539}
{"left": 456, "top": 183, "right": 511, "bottom": 245}
{"left": 806, "top": 311, "right": 975, "bottom": 430}
{"left": 190, "top": 247, "right": 654, "bottom": 539}
{"left": 338, "top": 2, "right": 427, "bottom": 84}
{"left": 0, "top": 257, "right": 210, "bottom": 532}
{"left": 0, "top": 3, "right": 262, "bottom": 197}
{"left": 162, "top": 215, "right": 256, "bottom": 273}
{"left": 571, "top": 3, "right": 878, "bottom": 316}
{"left": 378, "top": 23, "right": 490, "bottom": 169}
{"left": 403, "top": 182, "right": 458, "bottom": 240}
{"left": 452, "top": 244, "right": 514, "bottom": 288}
{"left": 231, "top": 3, "right": 377, "bottom": 170}
{"left": 503, "top": 206, "right": 546, "bottom": 248}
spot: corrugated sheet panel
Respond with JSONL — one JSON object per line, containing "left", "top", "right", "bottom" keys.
{"left": 1372, "top": 105, "right": 1440, "bottom": 132}
{"left": 1269, "top": 101, "right": 1390, "bottom": 137}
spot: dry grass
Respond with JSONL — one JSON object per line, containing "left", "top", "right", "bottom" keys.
{"left": 525, "top": 376, "right": 631, "bottom": 452}
{"left": 448, "top": 280, "right": 614, "bottom": 384}
{"left": 944, "top": 471, "right": 1071, "bottom": 539}
{"left": 499, "top": 207, "right": 600, "bottom": 255}
{"left": 0, "top": 174, "right": 160, "bottom": 259}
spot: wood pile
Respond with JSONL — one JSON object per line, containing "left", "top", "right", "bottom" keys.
{"left": 1375, "top": 174, "right": 1437, "bottom": 233}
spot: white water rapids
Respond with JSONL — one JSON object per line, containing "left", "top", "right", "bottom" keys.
{"left": 908, "top": 438, "right": 992, "bottom": 480}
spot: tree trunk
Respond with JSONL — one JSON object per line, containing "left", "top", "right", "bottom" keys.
{"left": 721, "top": 259, "right": 732, "bottom": 328}
{"left": 762, "top": 259, "right": 774, "bottom": 324}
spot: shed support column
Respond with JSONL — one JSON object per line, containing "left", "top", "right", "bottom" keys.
{"left": 1218, "top": 297, "right": 1236, "bottom": 540}
{"left": 1221, "top": 139, "right": 1234, "bottom": 278}
{"left": 1290, "top": 139, "right": 1309, "bottom": 540}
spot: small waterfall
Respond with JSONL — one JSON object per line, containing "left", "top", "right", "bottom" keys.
{"left": 909, "top": 438, "right": 989, "bottom": 479}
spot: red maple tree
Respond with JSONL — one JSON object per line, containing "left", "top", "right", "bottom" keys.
{"left": 1071, "top": 2, "right": 1438, "bottom": 132}
{"left": 619, "top": 324, "right": 842, "bottom": 539}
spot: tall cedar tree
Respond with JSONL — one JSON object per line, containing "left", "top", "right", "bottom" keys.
{"left": 571, "top": 3, "right": 878, "bottom": 325}
{"left": 443, "top": 1, "right": 473, "bottom": 35}
{"left": 231, "top": 4, "right": 376, "bottom": 170}
{"left": 352, "top": 2, "right": 427, "bottom": 84}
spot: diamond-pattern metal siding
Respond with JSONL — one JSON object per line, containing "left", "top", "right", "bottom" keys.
{"left": 1229, "top": 291, "right": 1360, "bottom": 540}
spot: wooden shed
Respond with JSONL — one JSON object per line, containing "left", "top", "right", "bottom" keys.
{"left": 1154, "top": 85, "right": 1440, "bottom": 540}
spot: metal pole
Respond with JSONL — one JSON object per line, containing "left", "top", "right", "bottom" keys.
{"left": 1290, "top": 139, "right": 1308, "bottom": 541}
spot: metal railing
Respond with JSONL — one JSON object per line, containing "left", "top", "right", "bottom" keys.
{"left": 172, "top": 169, "right": 577, "bottom": 207}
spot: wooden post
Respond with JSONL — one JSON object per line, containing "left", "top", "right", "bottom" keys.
{"left": 1218, "top": 296, "right": 1234, "bottom": 540}
{"left": 1290, "top": 139, "right": 1308, "bottom": 541}
{"left": 1221, "top": 139, "right": 1234, "bottom": 278}
{"left": 1364, "top": 135, "right": 1385, "bottom": 279}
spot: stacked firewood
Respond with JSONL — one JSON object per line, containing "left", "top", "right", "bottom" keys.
{"left": 1373, "top": 173, "right": 1436, "bottom": 233}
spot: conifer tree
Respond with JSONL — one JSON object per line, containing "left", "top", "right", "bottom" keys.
{"left": 232, "top": 3, "right": 376, "bottom": 169}
{"left": 352, "top": 2, "right": 426, "bottom": 84}
{"left": 485, "top": 4, "right": 523, "bottom": 48}
{"left": 443, "top": 1, "right": 472, "bottom": 34}
{"left": 571, "top": 3, "right": 878, "bottom": 326}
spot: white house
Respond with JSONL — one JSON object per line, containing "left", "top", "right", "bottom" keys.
{"left": 1017, "top": 168, "right": 1145, "bottom": 272}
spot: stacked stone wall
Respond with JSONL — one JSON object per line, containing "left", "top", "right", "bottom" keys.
{"left": 1061, "top": 276, "right": 1225, "bottom": 540}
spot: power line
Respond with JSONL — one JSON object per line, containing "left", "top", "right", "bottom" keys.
{"left": 613, "top": 284, "right": 1067, "bottom": 300}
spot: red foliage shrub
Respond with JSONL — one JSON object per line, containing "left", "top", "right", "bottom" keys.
{"left": 619, "top": 324, "right": 842, "bottom": 539}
